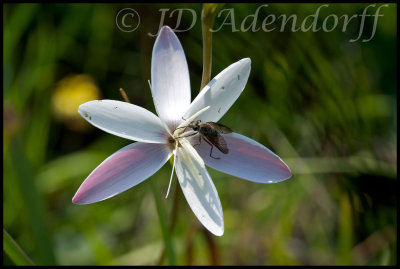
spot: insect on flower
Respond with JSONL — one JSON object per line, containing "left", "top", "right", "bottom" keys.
{"left": 176, "top": 120, "right": 232, "bottom": 159}
{"left": 72, "top": 26, "right": 292, "bottom": 236}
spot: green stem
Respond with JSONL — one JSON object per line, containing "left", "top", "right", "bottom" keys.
{"left": 200, "top": 4, "right": 222, "bottom": 90}
{"left": 157, "top": 182, "right": 181, "bottom": 265}
{"left": 201, "top": 227, "right": 220, "bottom": 265}
{"left": 150, "top": 178, "right": 176, "bottom": 265}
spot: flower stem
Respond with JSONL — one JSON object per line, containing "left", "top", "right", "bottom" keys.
{"left": 201, "top": 227, "right": 220, "bottom": 265}
{"left": 119, "top": 88, "right": 176, "bottom": 264}
{"left": 200, "top": 4, "right": 223, "bottom": 91}
{"left": 150, "top": 178, "right": 176, "bottom": 265}
{"left": 157, "top": 182, "right": 181, "bottom": 265}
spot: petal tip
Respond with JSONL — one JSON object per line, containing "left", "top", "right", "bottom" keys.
{"left": 213, "top": 228, "right": 224, "bottom": 236}
{"left": 236, "top": 58, "right": 251, "bottom": 68}
{"left": 281, "top": 161, "right": 292, "bottom": 179}
{"left": 160, "top": 25, "right": 173, "bottom": 33}
{"left": 78, "top": 100, "right": 95, "bottom": 113}
{"left": 77, "top": 102, "right": 86, "bottom": 112}
{"left": 72, "top": 189, "right": 93, "bottom": 205}
{"left": 72, "top": 193, "right": 84, "bottom": 205}
{"left": 159, "top": 25, "right": 176, "bottom": 39}
{"left": 285, "top": 166, "right": 293, "bottom": 179}
{"left": 270, "top": 161, "right": 292, "bottom": 182}
{"left": 234, "top": 58, "right": 251, "bottom": 75}
{"left": 242, "top": 57, "right": 251, "bottom": 64}
{"left": 158, "top": 26, "right": 179, "bottom": 47}
{"left": 153, "top": 25, "right": 181, "bottom": 55}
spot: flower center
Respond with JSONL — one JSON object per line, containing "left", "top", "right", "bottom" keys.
{"left": 166, "top": 106, "right": 210, "bottom": 151}
{"left": 172, "top": 106, "right": 210, "bottom": 138}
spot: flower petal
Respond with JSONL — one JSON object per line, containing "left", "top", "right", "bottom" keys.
{"left": 193, "top": 132, "right": 292, "bottom": 183}
{"left": 72, "top": 142, "right": 172, "bottom": 204}
{"left": 79, "top": 100, "right": 169, "bottom": 143}
{"left": 183, "top": 58, "right": 251, "bottom": 123}
{"left": 151, "top": 26, "right": 191, "bottom": 129}
{"left": 175, "top": 138, "right": 224, "bottom": 236}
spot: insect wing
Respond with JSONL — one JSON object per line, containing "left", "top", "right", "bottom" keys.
{"left": 206, "top": 122, "right": 232, "bottom": 134}
{"left": 203, "top": 132, "right": 229, "bottom": 154}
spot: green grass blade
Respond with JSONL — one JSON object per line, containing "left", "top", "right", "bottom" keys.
{"left": 9, "top": 136, "right": 56, "bottom": 264}
{"left": 3, "top": 228, "right": 35, "bottom": 265}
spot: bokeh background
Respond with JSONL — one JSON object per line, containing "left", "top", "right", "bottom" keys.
{"left": 3, "top": 3, "right": 397, "bottom": 265}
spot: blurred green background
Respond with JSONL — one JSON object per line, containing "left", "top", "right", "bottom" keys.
{"left": 3, "top": 3, "right": 397, "bottom": 265}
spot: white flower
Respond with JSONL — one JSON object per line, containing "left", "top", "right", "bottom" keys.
{"left": 72, "top": 26, "right": 291, "bottom": 236}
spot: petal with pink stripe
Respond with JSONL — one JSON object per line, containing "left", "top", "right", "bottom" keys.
{"left": 193, "top": 132, "right": 291, "bottom": 183}
{"left": 72, "top": 142, "right": 172, "bottom": 204}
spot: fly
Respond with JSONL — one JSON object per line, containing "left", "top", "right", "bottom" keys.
{"left": 176, "top": 120, "right": 232, "bottom": 159}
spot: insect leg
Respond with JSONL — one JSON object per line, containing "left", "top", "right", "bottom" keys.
{"left": 192, "top": 135, "right": 202, "bottom": 147}
{"left": 202, "top": 136, "right": 221, "bottom": 160}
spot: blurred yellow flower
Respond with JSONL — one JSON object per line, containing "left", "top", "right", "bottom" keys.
{"left": 52, "top": 74, "right": 101, "bottom": 131}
